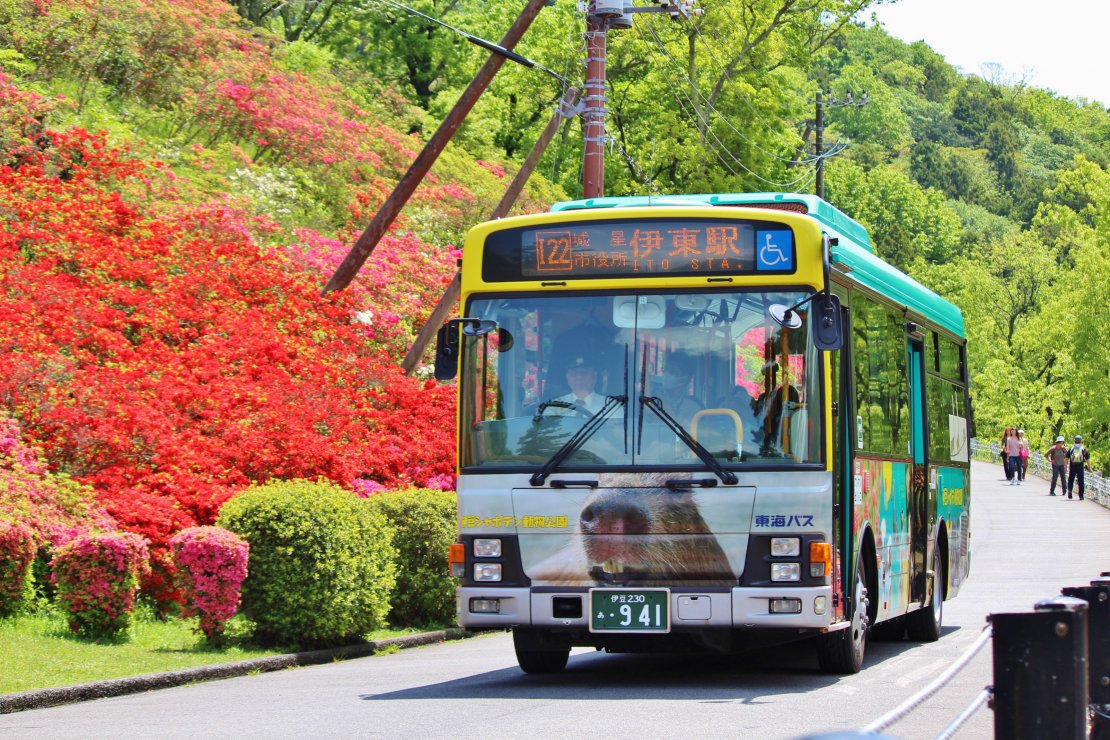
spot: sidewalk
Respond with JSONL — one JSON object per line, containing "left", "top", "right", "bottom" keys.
{"left": 0, "top": 627, "right": 478, "bottom": 714}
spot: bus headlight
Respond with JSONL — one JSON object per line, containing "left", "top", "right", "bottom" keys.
{"left": 771, "top": 537, "right": 801, "bottom": 557}
{"left": 473, "top": 538, "right": 502, "bottom": 557}
{"left": 474, "top": 563, "right": 502, "bottom": 582}
{"left": 771, "top": 562, "right": 800, "bottom": 582}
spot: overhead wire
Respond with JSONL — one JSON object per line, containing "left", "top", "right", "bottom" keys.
{"left": 636, "top": 20, "right": 815, "bottom": 190}
{"left": 643, "top": 11, "right": 854, "bottom": 176}
{"left": 368, "top": 0, "right": 571, "bottom": 85}
{"left": 638, "top": 20, "right": 814, "bottom": 188}
{"left": 681, "top": 12, "right": 817, "bottom": 162}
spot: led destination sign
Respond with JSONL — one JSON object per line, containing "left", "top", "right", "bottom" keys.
{"left": 481, "top": 217, "right": 796, "bottom": 282}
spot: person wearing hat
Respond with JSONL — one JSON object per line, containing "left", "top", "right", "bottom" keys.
{"left": 1067, "top": 434, "right": 1091, "bottom": 500}
{"left": 1043, "top": 436, "right": 1070, "bottom": 496}
{"left": 549, "top": 356, "right": 607, "bottom": 416}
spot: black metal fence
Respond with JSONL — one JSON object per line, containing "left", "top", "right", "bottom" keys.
{"left": 807, "top": 575, "right": 1109, "bottom": 738}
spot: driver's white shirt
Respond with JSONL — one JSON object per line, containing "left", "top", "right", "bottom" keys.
{"left": 550, "top": 391, "right": 606, "bottom": 415}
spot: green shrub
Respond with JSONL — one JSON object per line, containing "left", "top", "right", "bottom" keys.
{"left": 368, "top": 489, "right": 457, "bottom": 627}
{"left": 217, "top": 480, "right": 397, "bottom": 647}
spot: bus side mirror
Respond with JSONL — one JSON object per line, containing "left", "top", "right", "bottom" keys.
{"left": 812, "top": 293, "right": 843, "bottom": 351}
{"left": 434, "top": 323, "right": 460, "bottom": 381}
{"left": 435, "top": 319, "right": 497, "bottom": 381}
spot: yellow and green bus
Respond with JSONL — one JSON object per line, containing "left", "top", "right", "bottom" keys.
{"left": 438, "top": 192, "right": 971, "bottom": 674}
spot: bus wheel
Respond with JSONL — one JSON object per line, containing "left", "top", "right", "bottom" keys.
{"left": 513, "top": 628, "right": 570, "bottom": 674}
{"left": 906, "top": 550, "right": 944, "bottom": 642}
{"left": 817, "top": 555, "right": 870, "bottom": 674}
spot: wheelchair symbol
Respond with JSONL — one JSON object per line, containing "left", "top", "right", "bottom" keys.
{"left": 759, "top": 232, "right": 788, "bottom": 267}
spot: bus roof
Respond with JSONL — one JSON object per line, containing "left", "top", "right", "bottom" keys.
{"left": 551, "top": 192, "right": 873, "bottom": 253}
{"left": 549, "top": 192, "right": 965, "bottom": 338}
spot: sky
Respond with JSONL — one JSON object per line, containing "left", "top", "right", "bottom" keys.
{"left": 866, "top": 0, "right": 1110, "bottom": 106}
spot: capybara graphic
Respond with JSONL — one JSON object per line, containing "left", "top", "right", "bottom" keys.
{"left": 527, "top": 474, "right": 735, "bottom": 586}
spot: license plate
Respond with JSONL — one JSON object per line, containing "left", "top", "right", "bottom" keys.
{"left": 589, "top": 589, "right": 670, "bottom": 633}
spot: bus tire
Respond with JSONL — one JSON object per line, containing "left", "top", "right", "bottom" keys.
{"left": 817, "top": 554, "right": 869, "bottom": 674}
{"left": 513, "top": 628, "right": 570, "bottom": 674}
{"left": 906, "top": 549, "right": 944, "bottom": 642}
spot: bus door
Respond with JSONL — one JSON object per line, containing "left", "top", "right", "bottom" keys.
{"left": 829, "top": 292, "right": 852, "bottom": 622}
{"left": 908, "top": 336, "right": 928, "bottom": 604}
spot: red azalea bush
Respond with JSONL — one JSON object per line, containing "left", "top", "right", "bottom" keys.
{"left": 0, "top": 129, "right": 455, "bottom": 601}
{"left": 170, "top": 526, "right": 249, "bottom": 639}
{"left": 52, "top": 531, "right": 151, "bottom": 638}
{"left": 0, "top": 520, "right": 37, "bottom": 615}
{"left": 0, "top": 0, "right": 514, "bottom": 609}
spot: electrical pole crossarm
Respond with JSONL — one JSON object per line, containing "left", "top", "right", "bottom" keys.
{"left": 322, "top": 0, "right": 550, "bottom": 295}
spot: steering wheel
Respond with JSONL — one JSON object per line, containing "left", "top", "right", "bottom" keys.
{"left": 536, "top": 399, "right": 592, "bottom": 418}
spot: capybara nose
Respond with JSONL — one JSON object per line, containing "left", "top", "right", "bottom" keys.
{"left": 581, "top": 501, "right": 650, "bottom": 534}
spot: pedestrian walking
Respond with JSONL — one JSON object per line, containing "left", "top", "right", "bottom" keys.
{"left": 1017, "top": 429, "right": 1029, "bottom": 481}
{"left": 1045, "top": 436, "right": 1069, "bottom": 496}
{"left": 1067, "top": 434, "right": 1091, "bottom": 500}
{"left": 1005, "top": 429, "right": 1022, "bottom": 486}
{"left": 1001, "top": 427, "right": 1014, "bottom": 480}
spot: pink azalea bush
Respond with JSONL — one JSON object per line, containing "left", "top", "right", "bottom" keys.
{"left": 169, "top": 526, "right": 249, "bottom": 639}
{"left": 0, "top": 416, "right": 117, "bottom": 555}
{"left": 0, "top": 520, "right": 36, "bottom": 615}
{"left": 52, "top": 532, "right": 151, "bottom": 639}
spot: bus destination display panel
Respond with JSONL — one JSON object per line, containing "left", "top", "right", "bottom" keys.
{"left": 482, "top": 218, "right": 796, "bottom": 282}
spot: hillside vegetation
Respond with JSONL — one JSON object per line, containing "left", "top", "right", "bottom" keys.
{"left": 0, "top": 0, "right": 1108, "bottom": 582}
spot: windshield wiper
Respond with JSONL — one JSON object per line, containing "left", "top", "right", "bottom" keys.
{"left": 639, "top": 395, "right": 739, "bottom": 485}
{"left": 529, "top": 394, "right": 626, "bottom": 487}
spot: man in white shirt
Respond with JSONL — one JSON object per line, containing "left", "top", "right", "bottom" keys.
{"left": 550, "top": 356, "right": 607, "bottom": 415}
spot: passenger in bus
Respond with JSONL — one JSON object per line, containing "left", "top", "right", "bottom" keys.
{"left": 655, "top": 351, "right": 702, "bottom": 427}
{"left": 752, "top": 360, "right": 800, "bottom": 456}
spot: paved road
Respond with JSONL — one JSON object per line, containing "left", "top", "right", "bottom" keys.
{"left": 2, "top": 460, "right": 1107, "bottom": 739}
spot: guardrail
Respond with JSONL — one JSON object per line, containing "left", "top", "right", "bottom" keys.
{"left": 970, "top": 438, "right": 1110, "bottom": 509}
{"left": 807, "top": 574, "right": 1110, "bottom": 739}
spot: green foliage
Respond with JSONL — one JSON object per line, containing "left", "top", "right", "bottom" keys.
{"left": 826, "top": 159, "right": 963, "bottom": 268}
{"left": 368, "top": 489, "right": 458, "bottom": 627}
{"left": 217, "top": 480, "right": 398, "bottom": 648}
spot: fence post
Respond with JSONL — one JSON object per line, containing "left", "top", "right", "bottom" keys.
{"left": 1063, "top": 577, "right": 1110, "bottom": 739}
{"left": 990, "top": 596, "right": 1089, "bottom": 740}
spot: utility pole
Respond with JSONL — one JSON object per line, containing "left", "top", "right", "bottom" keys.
{"left": 323, "top": 0, "right": 550, "bottom": 294}
{"left": 402, "top": 1, "right": 702, "bottom": 371}
{"left": 814, "top": 90, "right": 825, "bottom": 200}
{"left": 581, "top": 4, "right": 613, "bottom": 199}
{"left": 812, "top": 89, "right": 867, "bottom": 201}
{"left": 401, "top": 87, "right": 581, "bottom": 375}
{"left": 582, "top": 1, "right": 701, "bottom": 199}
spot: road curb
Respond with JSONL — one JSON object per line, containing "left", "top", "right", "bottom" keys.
{"left": 0, "top": 627, "right": 478, "bottom": 715}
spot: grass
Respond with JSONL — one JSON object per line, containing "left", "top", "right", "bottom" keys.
{"left": 0, "top": 610, "right": 282, "bottom": 695}
{"left": 0, "top": 608, "right": 452, "bottom": 695}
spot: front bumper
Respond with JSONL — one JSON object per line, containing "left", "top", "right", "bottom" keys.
{"left": 457, "top": 585, "right": 835, "bottom": 631}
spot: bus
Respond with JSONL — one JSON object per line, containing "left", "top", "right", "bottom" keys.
{"left": 437, "top": 192, "right": 971, "bottom": 674}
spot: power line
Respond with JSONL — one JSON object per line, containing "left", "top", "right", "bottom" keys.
{"left": 636, "top": 21, "right": 815, "bottom": 190}
{"left": 368, "top": 0, "right": 571, "bottom": 85}
{"left": 676, "top": 14, "right": 812, "bottom": 163}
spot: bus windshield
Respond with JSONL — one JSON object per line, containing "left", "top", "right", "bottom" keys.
{"left": 458, "top": 290, "right": 823, "bottom": 472}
